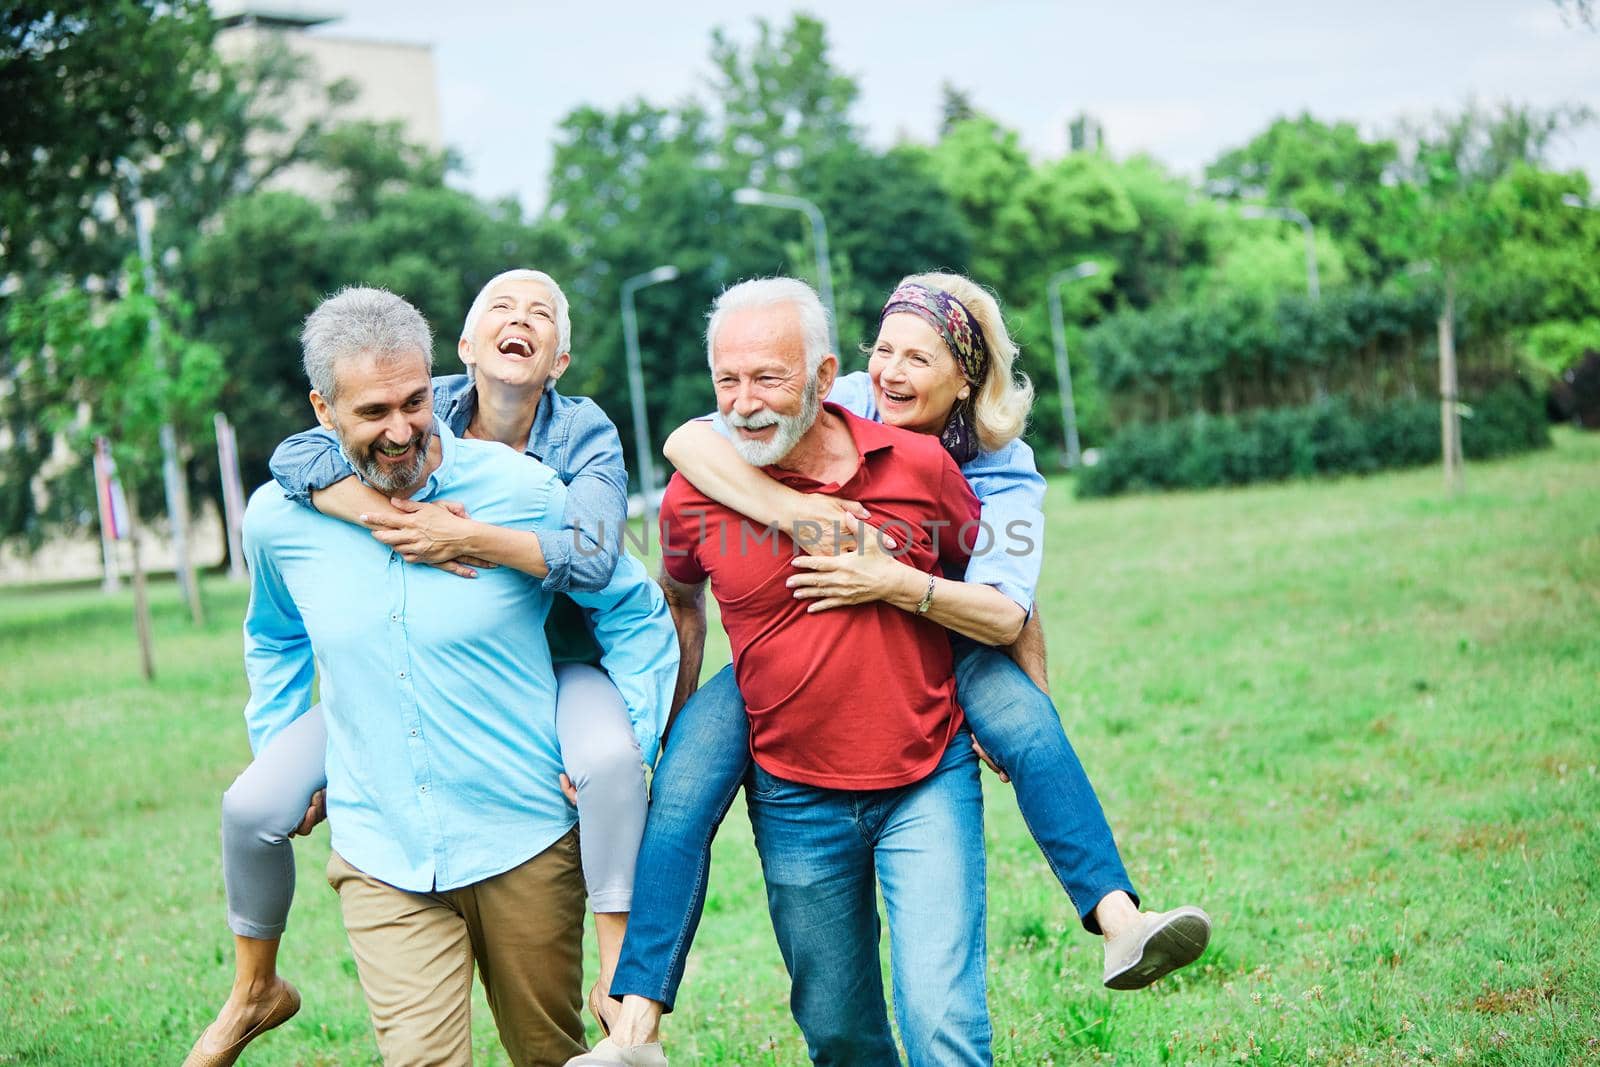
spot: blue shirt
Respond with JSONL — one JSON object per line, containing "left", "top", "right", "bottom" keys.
{"left": 243, "top": 422, "right": 678, "bottom": 892}
{"left": 269, "top": 375, "right": 626, "bottom": 593}
{"left": 718, "top": 371, "right": 1047, "bottom": 611}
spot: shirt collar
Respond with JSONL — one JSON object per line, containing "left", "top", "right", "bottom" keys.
{"left": 414, "top": 419, "right": 456, "bottom": 500}
{"left": 438, "top": 376, "right": 550, "bottom": 462}
{"left": 766, "top": 403, "right": 897, "bottom": 493}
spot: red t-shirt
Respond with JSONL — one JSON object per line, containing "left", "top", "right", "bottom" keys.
{"left": 660, "top": 405, "right": 982, "bottom": 790}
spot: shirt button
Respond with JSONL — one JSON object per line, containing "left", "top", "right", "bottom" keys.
{"left": 391, "top": 613, "right": 400, "bottom": 621}
{"left": 398, "top": 670, "right": 407, "bottom": 679}
{"left": 419, "top": 784, "right": 428, "bottom": 795}
{"left": 409, "top": 728, "right": 418, "bottom": 737}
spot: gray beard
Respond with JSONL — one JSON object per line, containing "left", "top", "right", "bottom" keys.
{"left": 726, "top": 378, "right": 820, "bottom": 467}
{"left": 341, "top": 428, "right": 432, "bottom": 497}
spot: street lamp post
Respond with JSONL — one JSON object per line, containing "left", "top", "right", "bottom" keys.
{"left": 1239, "top": 204, "right": 1320, "bottom": 300}
{"left": 732, "top": 187, "right": 840, "bottom": 354}
{"left": 1046, "top": 261, "right": 1101, "bottom": 469}
{"left": 620, "top": 264, "right": 680, "bottom": 535}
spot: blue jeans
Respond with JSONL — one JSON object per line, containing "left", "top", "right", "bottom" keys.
{"left": 609, "top": 644, "right": 1136, "bottom": 1008}
{"left": 747, "top": 734, "right": 990, "bottom": 1067}
{"left": 952, "top": 640, "right": 1137, "bottom": 931}
{"left": 610, "top": 665, "right": 749, "bottom": 1009}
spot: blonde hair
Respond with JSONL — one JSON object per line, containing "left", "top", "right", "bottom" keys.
{"left": 895, "top": 271, "right": 1033, "bottom": 451}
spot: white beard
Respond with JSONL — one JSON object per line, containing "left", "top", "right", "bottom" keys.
{"left": 723, "top": 378, "right": 820, "bottom": 466}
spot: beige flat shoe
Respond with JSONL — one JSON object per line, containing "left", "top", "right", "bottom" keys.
{"left": 180, "top": 981, "right": 301, "bottom": 1067}
{"left": 563, "top": 1036, "right": 669, "bottom": 1066}
{"left": 1103, "top": 906, "right": 1211, "bottom": 990}
{"left": 587, "top": 981, "right": 617, "bottom": 1037}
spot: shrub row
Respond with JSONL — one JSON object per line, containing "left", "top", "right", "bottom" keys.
{"left": 1075, "top": 382, "right": 1549, "bottom": 498}
{"left": 1078, "top": 282, "right": 1535, "bottom": 425}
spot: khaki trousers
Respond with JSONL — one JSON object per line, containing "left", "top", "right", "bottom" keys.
{"left": 328, "top": 830, "right": 587, "bottom": 1067}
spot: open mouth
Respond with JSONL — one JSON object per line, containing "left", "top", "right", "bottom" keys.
{"left": 375, "top": 440, "right": 413, "bottom": 460}
{"left": 881, "top": 389, "right": 915, "bottom": 404}
{"left": 498, "top": 337, "right": 534, "bottom": 357}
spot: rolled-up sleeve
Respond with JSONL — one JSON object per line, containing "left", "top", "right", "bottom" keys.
{"left": 545, "top": 400, "right": 629, "bottom": 594}
{"left": 961, "top": 439, "right": 1047, "bottom": 613}
{"left": 268, "top": 426, "right": 354, "bottom": 509}
{"left": 545, "top": 477, "right": 678, "bottom": 765}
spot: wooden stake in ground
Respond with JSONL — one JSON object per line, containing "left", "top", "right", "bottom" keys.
{"left": 214, "top": 412, "right": 248, "bottom": 581}
{"left": 92, "top": 437, "right": 123, "bottom": 594}
{"left": 122, "top": 487, "right": 157, "bottom": 681}
{"left": 1437, "top": 277, "right": 1464, "bottom": 493}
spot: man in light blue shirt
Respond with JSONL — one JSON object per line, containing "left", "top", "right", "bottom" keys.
{"left": 243, "top": 286, "right": 676, "bottom": 1066}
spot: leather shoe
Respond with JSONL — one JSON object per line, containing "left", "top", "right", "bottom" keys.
{"left": 180, "top": 981, "right": 301, "bottom": 1067}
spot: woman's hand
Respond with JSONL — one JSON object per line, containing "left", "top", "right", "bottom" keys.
{"left": 787, "top": 526, "right": 919, "bottom": 612}
{"left": 783, "top": 494, "right": 879, "bottom": 556}
{"left": 361, "top": 498, "right": 499, "bottom": 578}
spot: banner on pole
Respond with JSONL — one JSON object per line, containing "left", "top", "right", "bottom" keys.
{"left": 94, "top": 436, "right": 130, "bottom": 541}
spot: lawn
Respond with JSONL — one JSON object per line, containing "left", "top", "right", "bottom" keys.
{"left": 2, "top": 430, "right": 1597, "bottom": 1065}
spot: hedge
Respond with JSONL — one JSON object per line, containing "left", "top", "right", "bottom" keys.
{"left": 1075, "top": 381, "right": 1549, "bottom": 498}
{"left": 1078, "top": 283, "right": 1536, "bottom": 427}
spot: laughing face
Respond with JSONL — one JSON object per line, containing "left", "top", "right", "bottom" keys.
{"left": 711, "top": 302, "right": 828, "bottom": 467}
{"left": 867, "top": 312, "right": 970, "bottom": 436}
{"left": 310, "top": 347, "right": 437, "bottom": 497}
{"left": 459, "top": 277, "right": 570, "bottom": 392}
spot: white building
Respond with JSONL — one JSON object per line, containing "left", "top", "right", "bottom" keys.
{"left": 213, "top": 1, "right": 443, "bottom": 200}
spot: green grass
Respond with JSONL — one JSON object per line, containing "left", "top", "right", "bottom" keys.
{"left": 3, "top": 430, "right": 1599, "bottom": 1065}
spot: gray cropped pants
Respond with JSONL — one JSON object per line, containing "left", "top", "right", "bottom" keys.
{"left": 221, "top": 663, "right": 645, "bottom": 939}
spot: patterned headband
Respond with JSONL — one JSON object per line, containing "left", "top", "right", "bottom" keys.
{"left": 879, "top": 283, "right": 991, "bottom": 387}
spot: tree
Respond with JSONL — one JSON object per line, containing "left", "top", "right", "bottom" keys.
{"left": 709, "top": 14, "right": 859, "bottom": 188}
{"left": 1206, "top": 113, "right": 1406, "bottom": 284}
{"left": 2, "top": 1, "right": 218, "bottom": 281}
{"left": 4, "top": 268, "right": 222, "bottom": 547}
{"left": 938, "top": 83, "right": 978, "bottom": 138}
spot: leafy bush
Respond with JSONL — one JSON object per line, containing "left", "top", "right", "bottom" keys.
{"left": 1077, "top": 383, "right": 1548, "bottom": 497}
{"left": 1077, "top": 283, "right": 1536, "bottom": 431}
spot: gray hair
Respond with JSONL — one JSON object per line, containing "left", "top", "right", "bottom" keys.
{"left": 705, "top": 277, "right": 832, "bottom": 377}
{"left": 301, "top": 287, "right": 433, "bottom": 403}
{"left": 460, "top": 269, "right": 572, "bottom": 356}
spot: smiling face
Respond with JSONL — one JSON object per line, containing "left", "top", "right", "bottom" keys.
{"left": 711, "top": 303, "right": 834, "bottom": 466}
{"left": 309, "top": 348, "right": 436, "bottom": 497}
{"left": 459, "top": 277, "right": 570, "bottom": 392}
{"left": 867, "top": 312, "right": 970, "bottom": 436}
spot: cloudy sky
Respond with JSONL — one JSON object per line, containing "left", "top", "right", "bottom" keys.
{"left": 306, "top": 0, "right": 1600, "bottom": 211}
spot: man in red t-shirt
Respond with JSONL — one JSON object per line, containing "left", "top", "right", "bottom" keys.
{"left": 658, "top": 279, "right": 992, "bottom": 1065}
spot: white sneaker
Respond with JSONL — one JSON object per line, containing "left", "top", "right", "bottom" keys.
{"left": 563, "top": 1037, "right": 669, "bottom": 1067}
{"left": 1102, "top": 905, "right": 1211, "bottom": 990}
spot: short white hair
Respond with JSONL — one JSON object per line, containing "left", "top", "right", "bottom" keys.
{"left": 301, "top": 286, "right": 433, "bottom": 403}
{"left": 705, "top": 277, "right": 832, "bottom": 376}
{"left": 460, "top": 269, "right": 572, "bottom": 356}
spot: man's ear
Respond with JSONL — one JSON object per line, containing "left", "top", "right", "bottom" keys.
{"left": 816, "top": 352, "right": 839, "bottom": 398}
{"left": 309, "top": 389, "right": 336, "bottom": 430}
{"left": 547, "top": 351, "right": 572, "bottom": 384}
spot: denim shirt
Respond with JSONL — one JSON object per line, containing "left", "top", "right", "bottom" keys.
{"left": 269, "top": 375, "right": 626, "bottom": 594}
{"left": 244, "top": 422, "right": 678, "bottom": 891}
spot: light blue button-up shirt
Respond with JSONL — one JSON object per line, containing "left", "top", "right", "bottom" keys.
{"left": 242, "top": 422, "right": 677, "bottom": 892}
